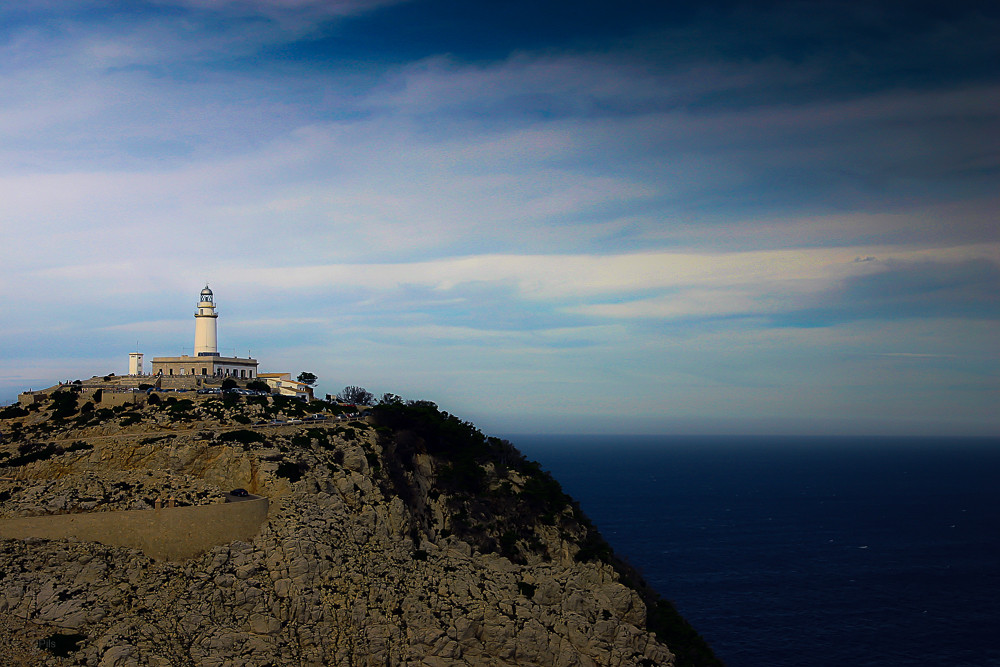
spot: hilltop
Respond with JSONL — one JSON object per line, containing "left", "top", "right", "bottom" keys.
{"left": 0, "top": 383, "right": 721, "bottom": 667}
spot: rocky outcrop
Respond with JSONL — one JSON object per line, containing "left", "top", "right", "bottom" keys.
{"left": 0, "top": 393, "right": 680, "bottom": 666}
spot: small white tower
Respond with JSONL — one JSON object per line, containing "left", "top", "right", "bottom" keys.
{"left": 194, "top": 285, "right": 219, "bottom": 356}
{"left": 128, "top": 352, "right": 144, "bottom": 375}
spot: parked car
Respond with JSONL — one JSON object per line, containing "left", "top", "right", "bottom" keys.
{"left": 229, "top": 488, "right": 249, "bottom": 497}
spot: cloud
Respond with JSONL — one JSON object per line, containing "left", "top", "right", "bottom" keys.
{"left": 1, "top": 2, "right": 999, "bottom": 432}
{"left": 770, "top": 258, "right": 1000, "bottom": 327}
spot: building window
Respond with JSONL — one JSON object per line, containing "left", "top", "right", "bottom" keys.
{"left": 202, "top": 368, "right": 207, "bottom": 375}
{"left": 241, "top": 369, "right": 246, "bottom": 379}
{"left": 169, "top": 369, "right": 173, "bottom": 375}
{"left": 249, "top": 371, "right": 253, "bottom": 378}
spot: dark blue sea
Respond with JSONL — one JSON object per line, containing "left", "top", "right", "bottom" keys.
{"left": 505, "top": 435, "right": 1000, "bottom": 667}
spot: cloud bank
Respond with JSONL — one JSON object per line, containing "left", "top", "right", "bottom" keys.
{"left": 0, "top": 0, "right": 998, "bottom": 435}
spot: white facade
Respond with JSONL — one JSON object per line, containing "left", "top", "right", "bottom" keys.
{"left": 128, "top": 352, "right": 144, "bottom": 375}
{"left": 194, "top": 285, "right": 219, "bottom": 356}
{"left": 258, "top": 373, "right": 313, "bottom": 401}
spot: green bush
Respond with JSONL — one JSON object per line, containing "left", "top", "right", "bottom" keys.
{"left": 219, "top": 429, "right": 265, "bottom": 445}
{"left": 39, "top": 632, "right": 86, "bottom": 658}
{"left": 0, "top": 445, "right": 61, "bottom": 468}
{"left": 516, "top": 581, "right": 536, "bottom": 598}
{"left": 50, "top": 391, "right": 79, "bottom": 420}
{"left": 0, "top": 405, "right": 29, "bottom": 419}
{"left": 276, "top": 460, "right": 305, "bottom": 483}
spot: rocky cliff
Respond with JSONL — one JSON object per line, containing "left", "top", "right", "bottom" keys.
{"left": 0, "top": 387, "right": 721, "bottom": 667}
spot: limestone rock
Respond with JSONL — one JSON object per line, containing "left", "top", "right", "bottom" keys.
{"left": 0, "top": 398, "right": 679, "bottom": 667}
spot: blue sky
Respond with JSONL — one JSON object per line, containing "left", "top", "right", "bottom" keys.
{"left": 1, "top": 0, "right": 997, "bottom": 436}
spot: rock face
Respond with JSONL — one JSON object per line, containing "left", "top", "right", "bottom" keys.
{"left": 0, "top": 393, "right": 681, "bottom": 666}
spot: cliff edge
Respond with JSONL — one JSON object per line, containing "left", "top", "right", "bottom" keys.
{"left": 0, "top": 386, "right": 721, "bottom": 667}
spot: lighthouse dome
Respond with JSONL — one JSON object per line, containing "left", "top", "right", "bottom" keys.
{"left": 201, "top": 285, "right": 213, "bottom": 297}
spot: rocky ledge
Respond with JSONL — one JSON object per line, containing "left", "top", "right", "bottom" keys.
{"left": 0, "top": 389, "right": 721, "bottom": 667}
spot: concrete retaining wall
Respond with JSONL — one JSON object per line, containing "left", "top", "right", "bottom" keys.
{"left": 94, "top": 391, "right": 148, "bottom": 408}
{"left": 0, "top": 497, "right": 268, "bottom": 561}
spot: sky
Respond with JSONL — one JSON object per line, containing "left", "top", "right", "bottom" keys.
{"left": 0, "top": 0, "right": 997, "bottom": 436}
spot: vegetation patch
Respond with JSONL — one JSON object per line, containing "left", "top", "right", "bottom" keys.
{"left": 64, "top": 441, "right": 93, "bottom": 452}
{"left": 0, "top": 405, "right": 29, "bottom": 419}
{"left": 646, "top": 599, "right": 725, "bottom": 667}
{"left": 0, "top": 444, "right": 62, "bottom": 468}
{"left": 275, "top": 460, "right": 307, "bottom": 483}
{"left": 119, "top": 413, "right": 143, "bottom": 426}
{"left": 50, "top": 391, "right": 79, "bottom": 420}
{"left": 39, "top": 632, "right": 87, "bottom": 658}
{"left": 219, "top": 429, "right": 265, "bottom": 445}
{"left": 140, "top": 435, "right": 176, "bottom": 446}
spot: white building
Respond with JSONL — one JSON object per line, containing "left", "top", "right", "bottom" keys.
{"left": 257, "top": 373, "right": 313, "bottom": 401}
{"left": 128, "top": 352, "right": 144, "bottom": 376}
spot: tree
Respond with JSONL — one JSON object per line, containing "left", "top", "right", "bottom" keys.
{"left": 377, "top": 393, "right": 403, "bottom": 406}
{"left": 246, "top": 380, "right": 271, "bottom": 393}
{"left": 221, "top": 378, "right": 239, "bottom": 390}
{"left": 336, "top": 386, "right": 374, "bottom": 405}
{"left": 297, "top": 372, "right": 318, "bottom": 387}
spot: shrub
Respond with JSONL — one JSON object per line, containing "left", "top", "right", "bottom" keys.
{"left": 573, "top": 533, "right": 613, "bottom": 563}
{"left": 0, "top": 405, "right": 29, "bottom": 419}
{"left": 516, "top": 581, "right": 536, "bottom": 598}
{"left": 0, "top": 445, "right": 62, "bottom": 468}
{"left": 219, "top": 429, "right": 265, "bottom": 445}
{"left": 50, "top": 391, "right": 79, "bottom": 420}
{"left": 39, "top": 632, "right": 87, "bottom": 658}
{"left": 275, "top": 460, "right": 306, "bottom": 483}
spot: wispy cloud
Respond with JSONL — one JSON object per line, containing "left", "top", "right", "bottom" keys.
{"left": 0, "top": 1, "right": 998, "bottom": 433}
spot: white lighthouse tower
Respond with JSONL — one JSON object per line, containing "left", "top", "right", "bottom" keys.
{"left": 193, "top": 285, "right": 219, "bottom": 356}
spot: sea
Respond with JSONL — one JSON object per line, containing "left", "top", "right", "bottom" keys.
{"left": 503, "top": 435, "right": 1000, "bottom": 667}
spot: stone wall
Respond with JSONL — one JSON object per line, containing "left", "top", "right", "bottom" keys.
{"left": 91, "top": 390, "right": 148, "bottom": 408}
{"left": 0, "top": 497, "right": 268, "bottom": 561}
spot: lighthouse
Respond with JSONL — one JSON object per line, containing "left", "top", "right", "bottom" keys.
{"left": 194, "top": 285, "right": 219, "bottom": 356}
{"left": 151, "top": 286, "right": 257, "bottom": 380}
